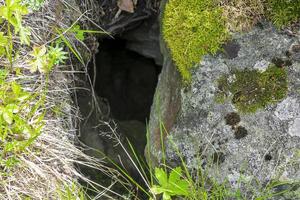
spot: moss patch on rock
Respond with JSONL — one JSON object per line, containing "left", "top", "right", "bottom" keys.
{"left": 267, "top": 0, "right": 300, "bottom": 28}
{"left": 162, "top": 0, "right": 228, "bottom": 83}
{"left": 216, "top": 65, "right": 288, "bottom": 113}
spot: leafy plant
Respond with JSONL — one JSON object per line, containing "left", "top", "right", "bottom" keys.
{"left": 150, "top": 167, "right": 190, "bottom": 200}
{"left": 0, "top": 70, "right": 45, "bottom": 169}
{"left": 162, "top": 0, "right": 228, "bottom": 83}
{"left": 29, "top": 44, "right": 68, "bottom": 73}
{"left": 0, "top": 0, "right": 31, "bottom": 67}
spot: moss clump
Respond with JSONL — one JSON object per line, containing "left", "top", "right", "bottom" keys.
{"left": 225, "top": 112, "right": 241, "bottom": 127}
{"left": 162, "top": 0, "right": 228, "bottom": 82}
{"left": 216, "top": 65, "right": 288, "bottom": 113}
{"left": 267, "top": 0, "right": 300, "bottom": 28}
{"left": 234, "top": 126, "right": 248, "bottom": 139}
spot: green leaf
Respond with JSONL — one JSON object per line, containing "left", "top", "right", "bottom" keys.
{"left": 163, "top": 192, "right": 171, "bottom": 200}
{"left": 12, "top": 81, "right": 21, "bottom": 95}
{"left": 29, "top": 45, "right": 47, "bottom": 73}
{"left": 48, "top": 44, "right": 68, "bottom": 65}
{"left": 0, "top": 32, "right": 8, "bottom": 46}
{"left": 18, "top": 26, "right": 31, "bottom": 45}
{"left": 169, "top": 167, "right": 182, "bottom": 183}
{"left": 155, "top": 168, "right": 168, "bottom": 187}
{"left": 71, "top": 25, "right": 85, "bottom": 41}
{"left": 3, "top": 108, "right": 13, "bottom": 124}
{"left": 151, "top": 167, "right": 190, "bottom": 199}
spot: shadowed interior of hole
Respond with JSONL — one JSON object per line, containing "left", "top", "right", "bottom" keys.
{"left": 92, "top": 37, "right": 162, "bottom": 123}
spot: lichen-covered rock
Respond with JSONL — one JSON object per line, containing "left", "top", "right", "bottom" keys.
{"left": 148, "top": 22, "right": 300, "bottom": 195}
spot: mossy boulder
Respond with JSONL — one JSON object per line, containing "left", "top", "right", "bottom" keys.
{"left": 148, "top": 21, "right": 300, "bottom": 198}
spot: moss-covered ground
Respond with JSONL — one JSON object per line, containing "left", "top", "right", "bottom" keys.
{"left": 216, "top": 65, "right": 288, "bottom": 113}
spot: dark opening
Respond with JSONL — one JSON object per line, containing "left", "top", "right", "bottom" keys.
{"left": 92, "top": 37, "right": 162, "bottom": 122}
{"left": 78, "top": 33, "right": 162, "bottom": 198}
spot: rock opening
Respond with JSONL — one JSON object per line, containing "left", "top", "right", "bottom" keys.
{"left": 92, "top": 37, "right": 162, "bottom": 122}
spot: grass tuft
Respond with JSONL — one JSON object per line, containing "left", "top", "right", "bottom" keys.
{"left": 266, "top": 0, "right": 300, "bottom": 28}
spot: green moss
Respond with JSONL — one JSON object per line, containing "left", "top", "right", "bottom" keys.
{"left": 216, "top": 65, "right": 288, "bottom": 113}
{"left": 162, "top": 0, "right": 228, "bottom": 83}
{"left": 267, "top": 0, "right": 300, "bottom": 28}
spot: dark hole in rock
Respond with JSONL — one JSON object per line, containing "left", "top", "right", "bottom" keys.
{"left": 78, "top": 23, "right": 162, "bottom": 197}
{"left": 264, "top": 154, "right": 272, "bottom": 161}
{"left": 225, "top": 112, "right": 241, "bottom": 127}
{"left": 234, "top": 126, "right": 248, "bottom": 139}
{"left": 93, "top": 37, "right": 162, "bottom": 122}
{"left": 221, "top": 40, "right": 241, "bottom": 59}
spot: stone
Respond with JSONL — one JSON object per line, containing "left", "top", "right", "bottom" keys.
{"left": 122, "top": 16, "right": 163, "bottom": 66}
{"left": 148, "top": 21, "right": 300, "bottom": 197}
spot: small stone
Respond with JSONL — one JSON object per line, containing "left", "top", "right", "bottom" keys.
{"left": 234, "top": 126, "right": 248, "bottom": 139}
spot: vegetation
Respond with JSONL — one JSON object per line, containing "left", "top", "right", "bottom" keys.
{"left": 267, "top": 0, "right": 300, "bottom": 28}
{"left": 0, "top": 69, "right": 44, "bottom": 169}
{"left": 221, "top": 0, "right": 265, "bottom": 31}
{"left": 163, "top": 0, "right": 300, "bottom": 81}
{"left": 0, "top": 0, "right": 106, "bottom": 199}
{"left": 162, "top": 0, "right": 228, "bottom": 82}
{"left": 216, "top": 65, "right": 288, "bottom": 113}
{"left": 0, "top": 0, "right": 298, "bottom": 199}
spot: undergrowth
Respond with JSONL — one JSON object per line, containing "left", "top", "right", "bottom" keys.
{"left": 0, "top": 0, "right": 111, "bottom": 199}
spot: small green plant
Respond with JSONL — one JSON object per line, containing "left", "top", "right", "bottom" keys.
{"left": 0, "top": 69, "right": 45, "bottom": 169}
{"left": 0, "top": 0, "right": 31, "bottom": 66}
{"left": 216, "top": 65, "right": 288, "bottom": 113}
{"left": 55, "top": 182, "right": 85, "bottom": 200}
{"left": 162, "top": 0, "right": 228, "bottom": 82}
{"left": 150, "top": 167, "right": 190, "bottom": 200}
{"left": 267, "top": 0, "right": 300, "bottom": 28}
{"left": 29, "top": 44, "right": 68, "bottom": 73}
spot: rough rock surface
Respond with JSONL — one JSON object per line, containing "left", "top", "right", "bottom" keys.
{"left": 149, "top": 22, "right": 300, "bottom": 194}
{"left": 123, "top": 16, "right": 163, "bottom": 65}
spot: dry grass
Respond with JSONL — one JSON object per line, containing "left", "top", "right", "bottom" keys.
{"left": 220, "top": 0, "right": 266, "bottom": 32}
{"left": 0, "top": 0, "right": 126, "bottom": 199}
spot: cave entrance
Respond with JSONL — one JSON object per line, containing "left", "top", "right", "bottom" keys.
{"left": 93, "top": 37, "right": 162, "bottom": 123}
{"left": 77, "top": 18, "right": 162, "bottom": 198}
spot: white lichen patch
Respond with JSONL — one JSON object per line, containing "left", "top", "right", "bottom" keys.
{"left": 289, "top": 117, "right": 300, "bottom": 137}
{"left": 253, "top": 59, "right": 270, "bottom": 72}
{"left": 275, "top": 97, "right": 300, "bottom": 121}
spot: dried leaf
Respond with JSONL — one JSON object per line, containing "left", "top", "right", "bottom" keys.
{"left": 117, "top": 0, "right": 134, "bottom": 13}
